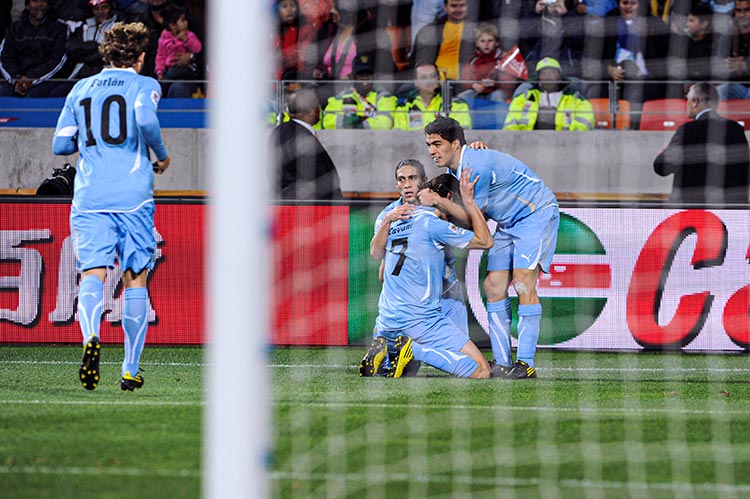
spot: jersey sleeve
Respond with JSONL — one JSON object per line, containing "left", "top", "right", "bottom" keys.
{"left": 52, "top": 90, "right": 79, "bottom": 156}
{"left": 134, "top": 78, "right": 168, "bottom": 161}
{"left": 428, "top": 215, "right": 474, "bottom": 249}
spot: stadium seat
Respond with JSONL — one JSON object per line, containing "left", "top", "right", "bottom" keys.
{"left": 590, "top": 98, "right": 631, "bottom": 130}
{"left": 718, "top": 99, "right": 750, "bottom": 130}
{"left": 639, "top": 98, "right": 690, "bottom": 131}
{"left": 465, "top": 98, "right": 510, "bottom": 130}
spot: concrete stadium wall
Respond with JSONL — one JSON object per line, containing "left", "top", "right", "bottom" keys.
{"left": 0, "top": 128, "right": 702, "bottom": 197}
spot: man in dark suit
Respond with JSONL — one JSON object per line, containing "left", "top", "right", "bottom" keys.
{"left": 271, "top": 88, "right": 343, "bottom": 200}
{"left": 653, "top": 82, "right": 750, "bottom": 205}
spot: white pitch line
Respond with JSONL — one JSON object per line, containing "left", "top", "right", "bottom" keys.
{"left": 269, "top": 470, "right": 750, "bottom": 494}
{"left": 2, "top": 360, "right": 749, "bottom": 374}
{"left": 3, "top": 398, "right": 742, "bottom": 418}
{"left": 0, "top": 464, "right": 199, "bottom": 479}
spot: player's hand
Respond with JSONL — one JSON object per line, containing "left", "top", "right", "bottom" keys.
{"left": 459, "top": 168, "right": 479, "bottom": 203}
{"left": 417, "top": 188, "right": 440, "bottom": 208}
{"left": 153, "top": 155, "right": 171, "bottom": 174}
{"left": 385, "top": 203, "right": 415, "bottom": 222}
{"left": 468, "top": 141, "right": 488, "bottom": 150}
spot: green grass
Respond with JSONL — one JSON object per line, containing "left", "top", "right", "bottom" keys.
{"left": 2, "top": 346, "right": 750, "bottom": 498}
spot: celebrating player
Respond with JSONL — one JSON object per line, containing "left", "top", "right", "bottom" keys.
{"left": 362, "top": 167, "right": 493, "bottom": 379}
{"left": 419, "top": 116, "right": 559, "bottom": 379}
{"left": 360, "top": 162, "right": 472, "bottom": 377}
{"left": 52, "top": 22, "right": 170, "bottom": 391}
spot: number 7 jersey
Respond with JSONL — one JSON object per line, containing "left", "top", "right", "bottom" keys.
{"left": 376, "top": 206, "right": 475, "bottom": 332}
{"left": 52, "top": 67, "right": 168, "bottom": 212}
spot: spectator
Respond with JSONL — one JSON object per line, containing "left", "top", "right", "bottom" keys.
{"left": 0, "top": 0, "right": 68, "bottom": 97}
{"left": 115, "top": 0, "right": 148, "bottom": 22}
{"left": 583, "top": 0, "right": 669, "bottom": 115}
{"left": 654, "top": 82, "right": 750, "bottom": 205}
{"left": 51, "top": 0, "right": 92, "bottom": 32}
{"left": 154, "top": 6, "right": 202, "bottom": 97}
{"left": 717, "top": 0, "right": 750, "bottom": 100}
{"left": 395, "top": 63, "right": 472, "bottom": 130}
{"left": 584, "top": 0, "right": 619, "bottom": 17}
{"left": 270, "top": 88, "right": 343, "bottom": 200}
{"left": 308, "top": 7, "right": 359, "bottom": 82}
{"left": 522, "top": 0, "right": 587, "bottom": 79}
{"left": 272, "top": 0, "right": 315, "bottom": 80}
{"left": 138, "top": 0, "right": 204, "bottom": 80}
{"left": 411, "top": 0, "right": 445, "bottom": 48}
{"left": 504, "top": 57, "right": 594, "bottom": 130}
{"left": 458, "top": 23, "right": 519, "bottom": 102}
{"left": 322, "top": 54, "right": 397, "bottom": 129}
{"left": 410, "top": 0, "right": 477, "bottom": 81}
{"left": 61, "top": 0, "right": 118, "bottom": 82}
{"left": 663, "top": 1, "right": 728, "bottom": 98}
{"left": 298, "top": 0, "right": 333, "bottom": 30}
{"left": 350, "top": 1, "right": 397, "bottom": 83}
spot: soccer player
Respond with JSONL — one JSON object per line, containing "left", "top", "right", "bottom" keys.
{"left": 52, "top": 22, "right": 170, "bottom": 391}
{"left": 374, "top": 160, "right": 470, "bottom": 334}
{"left": 419, "top": 116, "right": 559, "bottom": 379}
{"left": 362, "top": 168, "right": 493, "bottom": 379}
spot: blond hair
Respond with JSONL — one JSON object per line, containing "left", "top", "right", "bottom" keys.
{"left": 475, "top": 23, "right": 499, "bottom": 43}
{"left": 99, "top": 22, "right": 150, "bottom": 68}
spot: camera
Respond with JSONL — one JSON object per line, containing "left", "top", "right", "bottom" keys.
{"left": 542, "top": 0, "right": 557, "bottom": 6}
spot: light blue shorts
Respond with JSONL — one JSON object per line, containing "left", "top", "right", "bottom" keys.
{"left": 380, "top": 315, "right": 469, "bottom": 353}
{"left": 70, "top": 203, "right": 156, "bottom": 273}
{"left": 441, "top": 296, "right": 469, "bottom": 340}
{"left": 488, "top": 205, "right": 559, "bottom": 274}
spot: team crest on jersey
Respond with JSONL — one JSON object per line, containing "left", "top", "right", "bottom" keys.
{"left": 448, "top": 223, "right": 461, "bottom": 233}
{"left": 150, "top": 90, "right": 160, "bottom": 106}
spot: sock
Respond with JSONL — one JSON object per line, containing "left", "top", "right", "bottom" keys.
{"left": 487, "top": 298, "right": 512, "bottom": 366}
{"left": 517, "top": 303, "right": 542, "bottom": 367}
{"left": 122, "top": 287, "right": 149, "bottom": 376}
{"left": 411, "top": 341, "right": 478, "bottom": 378}
{"left": 77, "top": 275, "right": 103, "bottom": 344}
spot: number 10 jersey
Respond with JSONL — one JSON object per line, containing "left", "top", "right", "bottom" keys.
{"left": 53, "top": 67, "right": 168, "bottom": 213}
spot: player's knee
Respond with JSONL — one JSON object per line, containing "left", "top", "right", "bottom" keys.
{"left": 513, "top": 281, "right": 529, "bottom": 296}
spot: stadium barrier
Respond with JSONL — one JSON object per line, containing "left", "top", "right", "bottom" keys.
{"left": 1, "top": 198, "right": 747, "bottom": 351}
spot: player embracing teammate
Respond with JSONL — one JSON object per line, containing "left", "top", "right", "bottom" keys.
{"left": 362, "top": 116, "right": 559, "bottom": 379}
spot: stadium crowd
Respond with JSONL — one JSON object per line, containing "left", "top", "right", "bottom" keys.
{"left": 270, "top": 0, "right": 750, "bottom": 130}
{"left": 0, "top": 0, "right": 205, "bottom": 98}
{"left": 1, "top": 0, "right": 750, "bottom": 130}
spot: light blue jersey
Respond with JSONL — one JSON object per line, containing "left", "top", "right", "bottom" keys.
{"left": 52, "top": 67, "right": 168, "bottom": 212}
{"left": 376, "top": 206, "right": 473, "bottom": 332}
{"left": 454, "top": 146, "right": 558, "bottom": 228}
{"left": 376, "top": 199, "right": 465, "bottom": 305}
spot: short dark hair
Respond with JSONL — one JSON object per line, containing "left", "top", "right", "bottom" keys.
{"left": 424, "top": 116, "right": 466, "bottom": 146}
{"left": 164, "top": 6, "right": 186, "bottom": 28}
{"left": 427, "top": 173, "right": 461, "bottom": 202}
{"left": 394, "top": 159, "right": 427, "bottom": 180}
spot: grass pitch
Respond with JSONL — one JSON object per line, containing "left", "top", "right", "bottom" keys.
{"left": 2, "top": 346, "right": 750, "bottom": 498}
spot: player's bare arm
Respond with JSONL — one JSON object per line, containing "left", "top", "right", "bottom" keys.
{"left": 461, "top": 169, "right": 492, "bottom": 250}
{"left": 369, "top": 203, "right": 415, "bottom": 259}
{"left": 418, "top": 187, "right": 471, "bottom": 227}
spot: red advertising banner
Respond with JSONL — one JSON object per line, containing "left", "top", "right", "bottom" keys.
{"left": 0, "top": 202, "right": 205, "bottom": 344}
{"left": 271, "top": 205, "right": 350, "bottom": 345}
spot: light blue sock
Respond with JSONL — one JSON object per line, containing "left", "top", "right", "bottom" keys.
{"left": 517, "top": 303, "right": 542, "bottom": 367}
{"left": 411, "top": 341, "right": 478, "bottom": 378}
{"left": 487, "top": 298, "right": 512, "bottom": 367}
{"left": 122, "top": 287, "right": 149, "bottom": 376}
{"left": 77, "top": 275, "right": 103, "bottom": 344}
